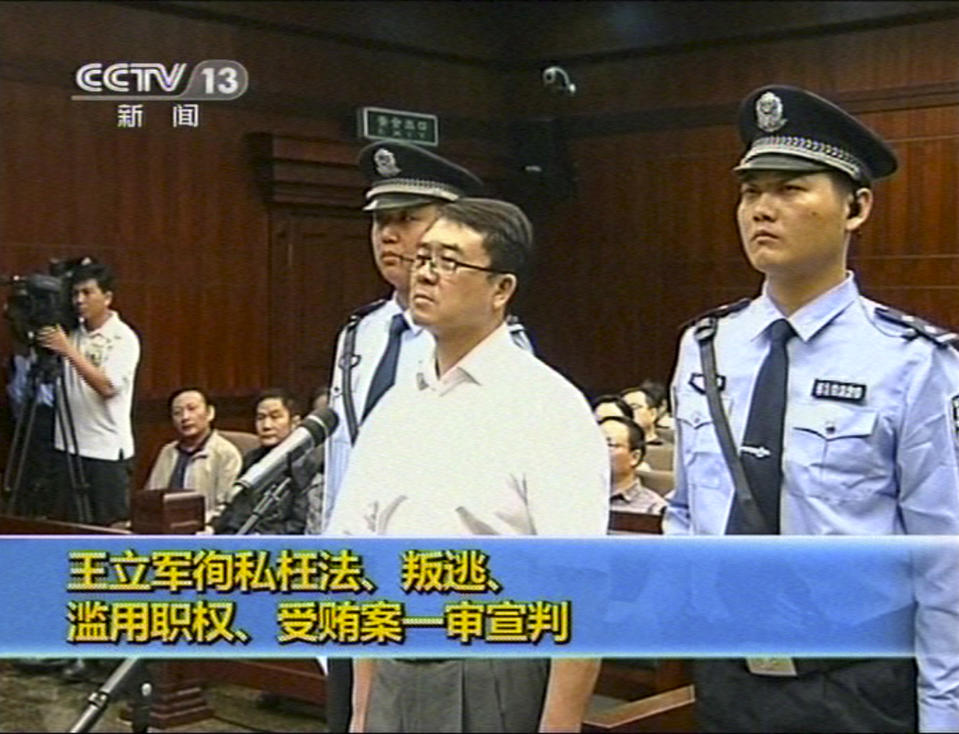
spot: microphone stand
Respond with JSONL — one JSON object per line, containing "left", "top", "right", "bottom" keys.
{"left": 68, "top": 658, "right": 151, "bottom": 734}
{"left": 67, "top": 458, "right": 305, "bottom": 733}
{"left": 237, "top": 474, "right": 295, "bottom": 536}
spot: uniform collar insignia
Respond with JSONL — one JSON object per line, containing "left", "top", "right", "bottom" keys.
{"left": 756, "top": 91, "right": 787, "bottom": 133}
{"left": 374, "top": 148, "right": 401, "bottom": 177}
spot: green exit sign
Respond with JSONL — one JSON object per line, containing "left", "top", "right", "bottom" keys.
{"left": 358, "top": 106, "right": 439, "bottom": 147}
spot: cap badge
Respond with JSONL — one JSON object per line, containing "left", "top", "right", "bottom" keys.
{"left": 373, "top": 148, "right": 401, "bottom": 177}
{"left": 756, "top": 91, "right": 787, "bottom": 133}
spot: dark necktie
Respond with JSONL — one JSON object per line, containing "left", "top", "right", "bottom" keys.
{"left": 727, "top": 318, "right": 796, "bottom": 534}
{"left": 362, "top": 313, "right": 409, "bottom": 420}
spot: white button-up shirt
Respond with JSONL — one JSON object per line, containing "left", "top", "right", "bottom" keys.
{"left": 327, "top": 322, "right": 609, "bottom": 537}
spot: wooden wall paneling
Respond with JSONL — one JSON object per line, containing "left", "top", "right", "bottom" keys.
{"left": 507, "top": 16, "right": 959, "bottom": 396}
{"left": 3, "top": 3, "right": 959, "bottom": 482}
{"left": 0, "top": 1, "right": 508, "bottom": 486}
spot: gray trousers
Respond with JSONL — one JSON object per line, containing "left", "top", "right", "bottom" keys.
{"left": 366, "top": 658, "right": 549, "bottom": 733}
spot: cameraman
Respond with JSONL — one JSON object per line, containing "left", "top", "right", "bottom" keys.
{"left": 37, "top": 262, "right": 140, "bottom": 526}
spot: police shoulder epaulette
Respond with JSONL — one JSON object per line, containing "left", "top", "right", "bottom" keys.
{"left": 874, "top": 306, "right": 959, "bottom": 349}
{"left": 683, "top": 298, "right": 751, "bottom": 334}
{"left": 347, "top": 298, "right": 387, "bottom": 323}
{"left": 687, "top": 298, "right": 751, "bottom": 344}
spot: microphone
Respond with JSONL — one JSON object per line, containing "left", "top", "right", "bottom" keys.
{"left": 232, "top": 407, "right": 338, "bottom": 494}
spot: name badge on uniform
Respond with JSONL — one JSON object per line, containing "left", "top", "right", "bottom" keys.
{"left": 746, "top": 657, "right": 798, "bottom": 677}
{"left": 689, "top": 372, "right": 725, "bottom": 395}
{"left": 951, "top": 394, "right": 959, "bottom": 442}
{"left": 811, "top": 379, "right": 866, "bottom": 404}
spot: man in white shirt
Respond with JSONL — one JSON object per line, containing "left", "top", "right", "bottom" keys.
{"left": 328, "top": 198, "right": 608, "bottom": 732}
{"left": 38, "top": 262, "right": 140, "bottom": 526}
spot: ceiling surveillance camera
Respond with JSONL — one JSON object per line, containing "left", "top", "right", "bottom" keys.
{"left": 542, "top": 65, "right": 576, "bottom": 96}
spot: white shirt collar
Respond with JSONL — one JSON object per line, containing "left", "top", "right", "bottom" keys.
{"left": 417, "top": 321, "right": 515, "bottom": 395}
{"left": 81, "top": 310, "right": 118, "bottom": 336}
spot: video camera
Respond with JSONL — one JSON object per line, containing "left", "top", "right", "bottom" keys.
{"left": 3, "top": 257, "right": 93, "bottom": 345}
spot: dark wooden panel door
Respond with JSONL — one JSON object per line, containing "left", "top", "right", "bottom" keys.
{"left": 269, "top": 208, "right": 385, "bottom": 403}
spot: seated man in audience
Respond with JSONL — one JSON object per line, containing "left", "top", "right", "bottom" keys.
{"left": 620, "top": 385, "right": 666, "bottom": 446}
{"left": 144, "top": 387, "right": 242, "bottom": 529}
{"left": 601, "top": 416, "right": 667, "bottom": 515}
{"left": 641, "top": 378, "right": 673, "bottom": 431}
{"left": 304, "top": 385, "right": 330, "bottom": 533}
{"left": 591, "top": 393, "right": 634, "bottom": 421}
{"left": 216, "top": 388, "right": 316, "bottom": 535}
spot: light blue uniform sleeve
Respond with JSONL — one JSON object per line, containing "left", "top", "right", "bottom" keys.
{"left": 898, "top": 346, "right": 959, "bottom": 732}
{"left": 322, "top": 325, "right": 350, "bottom": 532}
{"left": 664, "top": 329, "right": 696, "bottom": 535}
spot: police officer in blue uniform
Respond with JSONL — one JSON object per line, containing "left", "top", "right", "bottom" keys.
{"left": 321, "top": 140, "right": 531, "bottom": 732}
{"left": 666, "top": 85, "right": 959, "bottom": 732}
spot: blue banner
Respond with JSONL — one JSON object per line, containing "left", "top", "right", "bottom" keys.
{"left": 0, "top": 535, "right": 950, "bottom": 658}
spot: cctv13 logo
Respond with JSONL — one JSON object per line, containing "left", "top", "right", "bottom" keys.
{"left": 72, "top": 60, "right": 249, "bottom": 101}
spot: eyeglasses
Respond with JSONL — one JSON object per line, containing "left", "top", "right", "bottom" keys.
{"left": 411, "top": 250, "right": 512, "bottom": 277}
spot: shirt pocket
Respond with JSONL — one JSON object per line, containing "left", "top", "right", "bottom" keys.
{"left": 786, "top": 401, "right": 889, "bottom": 501}
{"left": 676, "top": 391, "right": 732, "bottom": 490}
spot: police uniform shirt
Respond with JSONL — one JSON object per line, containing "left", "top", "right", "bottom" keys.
{"left": 665, "top": 273, "right": 959, "bottom": 730}
{"left": 324, "top": 294, "right": 430, "bottom": 527}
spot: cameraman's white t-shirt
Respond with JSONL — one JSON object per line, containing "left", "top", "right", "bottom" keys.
{"left": 55, "top": 311, "right": 140, "bottom": 461}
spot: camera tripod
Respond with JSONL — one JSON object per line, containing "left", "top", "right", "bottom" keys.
{"left": 3, "top": 347, "right": 91, "bottom": 523}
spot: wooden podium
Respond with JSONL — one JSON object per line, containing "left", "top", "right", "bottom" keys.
{"left": 131, "top": 487, "right": 205, "bottom": 534}
{"left": 127, "top": 489, "right": 214, "bottom": 727}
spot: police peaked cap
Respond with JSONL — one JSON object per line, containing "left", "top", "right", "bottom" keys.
{"left": 734, "top": 85, "right": 898, "bottom": 185}
{"left": 358, "top": 140, "right": 484, "bottom": 211}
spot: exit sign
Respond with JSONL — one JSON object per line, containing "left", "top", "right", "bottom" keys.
{"left": 358, "top": 106, "right": 439, "bottom": 147}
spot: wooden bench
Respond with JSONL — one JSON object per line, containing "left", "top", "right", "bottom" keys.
{"left": 584, "top": 685, "right": 696, "bottom": 732}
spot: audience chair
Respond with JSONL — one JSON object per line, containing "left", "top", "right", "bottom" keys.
{"left": 644, "top": 444, "right": 674, "bottom": 471}
{"left": 219, "top": 430, "right": 260, "bottom": 456}
{"left": 638, "top": 469, "right": 674, "bottom": 496}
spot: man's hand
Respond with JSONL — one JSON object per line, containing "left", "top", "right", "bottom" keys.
{"left": 37, "top": 325, "right": 118, "bottom": 399}
{"left": 36, "top": 325, "right": 72, "bottom": 356}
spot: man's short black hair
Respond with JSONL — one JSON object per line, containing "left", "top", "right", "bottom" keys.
{"left": 437, "top": 198, "right": 533, "bottom": 282}
{"left": 599, "top": 415, "right": 647, "bottom": 460}
{"left": 255, "top": 387, "right": 301, "bottom": 417}
{"left": 167, "top": 386, "right": 213, "bottom": 411}
{"left": 71, "top": 262, "right": 115, "bottom": 293}
{"left": 623, "top": 381, "right": 668, "bottom": 410}
{"left": 591, "top": 394, "right": 634, "bottom": 421}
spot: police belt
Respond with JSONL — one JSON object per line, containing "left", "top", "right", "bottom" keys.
{"left": 745, "top": 657, "right": 866, "bottom": 677}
